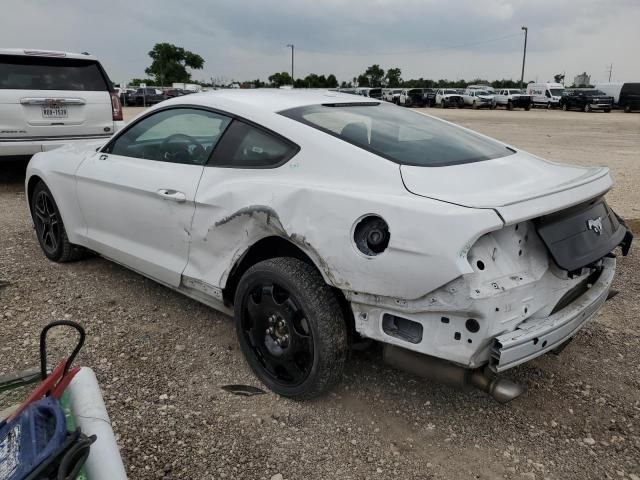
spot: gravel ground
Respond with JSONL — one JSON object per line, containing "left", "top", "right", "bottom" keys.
{"left": 1, "top": 107, "right": 639, "bottom": 480}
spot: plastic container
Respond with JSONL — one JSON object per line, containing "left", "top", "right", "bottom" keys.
{"left": 0, "top": 396, "right": 67, "bottom": 480}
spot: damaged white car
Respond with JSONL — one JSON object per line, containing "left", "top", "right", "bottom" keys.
{"left": 25, "top": 90, "right": 633, "bottom": 402}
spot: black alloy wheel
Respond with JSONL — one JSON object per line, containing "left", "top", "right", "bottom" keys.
{"left": 30, "top": 182, "right": 86, "bottom": 262}
{"left": 33, "top": 188, "right": 60, "bottom": 256}
{"left": 234, "top": 258, "right": 348, "bottom": 399}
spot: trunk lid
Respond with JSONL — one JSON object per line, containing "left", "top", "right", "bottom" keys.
{"left": 400, "top": 150, "right": 611, "bottom": 221}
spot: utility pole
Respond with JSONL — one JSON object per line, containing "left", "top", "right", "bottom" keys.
{"left": 520, "top": 26, "right": 528, "bottom": 89}
{"left": 286, "top": 44, "right": 294, "bottom": 86}
{"left": 607, "top": 64, "right": 613, "bottom": 82}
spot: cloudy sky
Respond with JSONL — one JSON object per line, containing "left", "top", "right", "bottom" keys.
{"left": 2, "top": 0, "right": 639, "bottom": 85}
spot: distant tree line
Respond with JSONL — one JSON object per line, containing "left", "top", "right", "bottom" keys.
{"left": 263, "top": 65, "right": 529, "bottom": 90}
{"left": 123, "top": 48, "right": 531, "bottom": 90}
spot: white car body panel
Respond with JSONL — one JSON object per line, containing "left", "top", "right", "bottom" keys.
{"left": 25, "top": 90, "right": 625, "bottom": 373}
{"left": 75, "top": 152, "right": 204, "bottom": 287}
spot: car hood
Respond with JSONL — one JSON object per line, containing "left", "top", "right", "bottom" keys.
{"left": 400, "top": 149, "right": 611, "bottom": 221}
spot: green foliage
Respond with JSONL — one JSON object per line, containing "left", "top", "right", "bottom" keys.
{"left": 385, "top": 68, "right": 402, "bottom": 87}
{"left": 129, "top": 78, "right": 156, "bottom": 86}
{"left": 357, "top": 64, "right": 385, "bottom": 87}
{"left": 268, "top": 72, "right": 293, "bottom": 87}
{"left": 144, "top": 43, "right": 205, "bottom": 86}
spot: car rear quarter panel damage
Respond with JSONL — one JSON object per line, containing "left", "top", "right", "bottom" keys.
{"left": 181, "top": 142, "right": 504, "bottom": 303}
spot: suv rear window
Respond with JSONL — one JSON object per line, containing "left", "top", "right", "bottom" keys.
{"left": 280, "top": 103, "right": 513, "bottom": 167}
{"left": 0, "top": 55, "right": 109, "bottom": 91}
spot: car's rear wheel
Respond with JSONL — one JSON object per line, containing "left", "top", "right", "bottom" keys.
{"left": 30, "top": 181, "right": 86, "bottom": 262}
{"left": 234, "top": 258, "right": 348, "bottom": 399}
{"left": 507, "top": 101, "right": 513, "bottom": 110}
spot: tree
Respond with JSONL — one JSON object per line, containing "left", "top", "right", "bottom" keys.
{"left": 326, "top": 74, "right": 338, "bottom": 88}
{"left": 385, "top": 68, "right": 402, "bottom": 87}
{"left": 129, "top": 77, "right": 156, "bottom": 86}
{"left": 144, "top": 43, "right": 204, "bottom": 86}
{"left": 358, "top": 65, "right": 385, "bottom": 87}
{"left": 268, "top": 72, "right": 293, "bottom": 87}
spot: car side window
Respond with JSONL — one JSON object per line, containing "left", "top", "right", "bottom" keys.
{"left": 209, "top": 120, "right": 299, "bottom": 168}
{"left": 106, "top": 108, "right": 231, "bottom": 165}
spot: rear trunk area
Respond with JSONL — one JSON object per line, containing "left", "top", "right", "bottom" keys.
{"left": 0, "top": 54, "right": 114, "bottom": 141}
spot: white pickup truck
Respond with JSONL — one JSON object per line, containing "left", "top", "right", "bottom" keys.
{"left": 494, "top": 89, "right": 532, "bottom": 110}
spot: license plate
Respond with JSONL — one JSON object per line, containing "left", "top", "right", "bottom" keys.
{"left": 42, "top": 106, "right": 67, "bottom": 119}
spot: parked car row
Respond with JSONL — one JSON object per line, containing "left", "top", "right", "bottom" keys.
{"left": 371, "top": 82, "right": 639, "bottom": 113}
{"left": 116, "top": 86, "right": 195, "bottom": 106}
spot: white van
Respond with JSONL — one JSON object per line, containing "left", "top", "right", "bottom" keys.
{"left": 0, "top": 49, "right": 124, "bottom": 159}
{"left": 526, "top": 82, "right": 565, "bottom": 108}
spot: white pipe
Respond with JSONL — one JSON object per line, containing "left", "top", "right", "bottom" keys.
{"left": 67, "top": 368, "right": 128, "bottom": 480}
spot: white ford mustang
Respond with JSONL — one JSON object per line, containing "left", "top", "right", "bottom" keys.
{"left": 25, "top": 90, "right": 632, "bottom": 402}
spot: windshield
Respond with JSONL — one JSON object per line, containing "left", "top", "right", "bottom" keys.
{"left": 474, "top": 91, "right": 490, "bottom": 95}
{"left": 280, "top": 103, "right": 514, "bottom": 167}
{"left": 443, "top": 89, "right": 458, "bottom": 94}
{"left": 549, "top": 88, "right": 564, "bottom": 96}
{"left": 586, "top": 90, "right": 606, "bottom": 96}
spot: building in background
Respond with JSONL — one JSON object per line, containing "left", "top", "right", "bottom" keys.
{"left": 574, "top": 72, "right": 591, "bottom": 87}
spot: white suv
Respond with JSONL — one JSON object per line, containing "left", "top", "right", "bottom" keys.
{"left": 0, "top": 49, "right": 124, "bottom": 160}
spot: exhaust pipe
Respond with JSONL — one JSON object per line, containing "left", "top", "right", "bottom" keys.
{"left": 383, "top": 345, "right": 525, "bottom": 404}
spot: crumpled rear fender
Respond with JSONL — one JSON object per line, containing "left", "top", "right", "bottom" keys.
{"left": 184, "top": 166, "right": 503, "bottom": 300}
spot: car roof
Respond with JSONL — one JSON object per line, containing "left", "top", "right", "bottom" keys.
{"left": 161, "top": 89, "right": 380, "bottom": 115}
{"left": 0, "top": 48, "right": 98, "bottom": 61}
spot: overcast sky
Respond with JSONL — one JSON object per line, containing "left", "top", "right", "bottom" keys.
{"left": 2, "top": 0, "right": 639, "bottom": 85}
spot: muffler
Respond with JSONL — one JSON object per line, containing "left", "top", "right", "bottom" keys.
{"left": 383, "top": 345, "right": 525, "bottom": 404}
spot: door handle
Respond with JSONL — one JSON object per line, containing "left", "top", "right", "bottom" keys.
{"left": 156, "top": 189, "right": 186, "bottom": 203}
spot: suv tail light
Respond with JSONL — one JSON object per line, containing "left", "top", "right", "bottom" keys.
{"left": 110, "top": 92, "right": 123, "bottom": 121}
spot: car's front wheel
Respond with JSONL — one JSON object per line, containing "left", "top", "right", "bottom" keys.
{"left": 30, "top": 181, "right": 86, "bottom": 262}
{"left": 234, "top": 257, "right": 348, "bottom": 399}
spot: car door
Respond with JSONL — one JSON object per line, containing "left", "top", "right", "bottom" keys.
{"left": 75, "top": 107, "right": 232, "bottom": 286}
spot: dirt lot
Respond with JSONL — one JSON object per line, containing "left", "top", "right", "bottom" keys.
{"left": 1, "top": 107, "right": 639, "bottom": 480}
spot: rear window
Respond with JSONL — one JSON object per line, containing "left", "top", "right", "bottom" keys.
{"left": 0, "top": 55, "right": 109, "bottom": 91}
{"left": 280, "top": 103, "right": 514, "bottom": 167}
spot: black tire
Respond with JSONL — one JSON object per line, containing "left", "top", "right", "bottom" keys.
{"left": 234, "top": 257, "right": 348, "bottom": 399}
{"left": 584, "top": 103, "right": 591, "bottom": 113}
{"left": 507, "top": 101, "right": 513, "bottom": 111}
{"left": 546, "top": 102, "right": 552, "bottom": 109}
{"left": 524, "top": 105, "right": 531, "bottom": 111}
{"left": 562, "top": 103, "right": 568, "bottom": 111}
{"left": 604, "top": 108, "right": 611, "bottom": 113}
{"left": 30, "top": 181, "right": 87, "bottom": 263}
{"left": 624, "top": 105, "right": 631, "bottom": 113}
